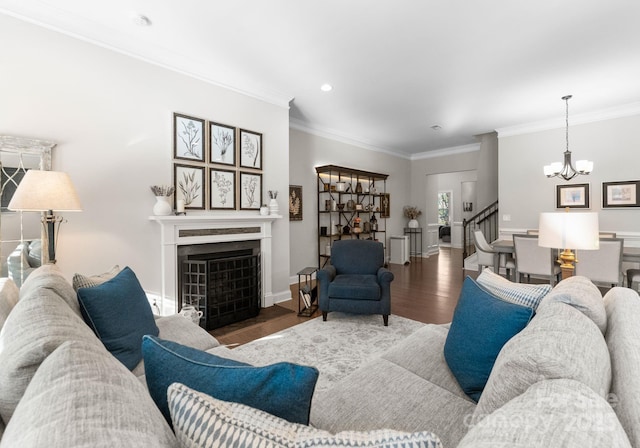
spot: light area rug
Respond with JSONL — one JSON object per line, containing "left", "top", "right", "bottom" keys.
{"left": 233, "top": 312, "right": 425, "bottom": 392}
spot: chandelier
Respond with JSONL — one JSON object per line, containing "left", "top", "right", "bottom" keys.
{"left": 543, "top": 95, "right": 593, "bottom": 181}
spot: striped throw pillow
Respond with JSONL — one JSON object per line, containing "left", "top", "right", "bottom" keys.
{"left": 168, "top": 383, "right": 443, "bottom": 448}
{"left": 477, "top": 268, "right": 551, "bottom": 310}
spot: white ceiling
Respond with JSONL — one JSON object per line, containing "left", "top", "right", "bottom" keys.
{"left": 3, "top": 0, "right": 640, "bottom": 158}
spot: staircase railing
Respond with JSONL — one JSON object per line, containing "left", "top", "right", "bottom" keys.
{"left": 462, "top": 200, "right": 499, "bottom": 263}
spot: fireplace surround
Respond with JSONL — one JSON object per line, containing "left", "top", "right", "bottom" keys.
{"left": 150, "top": 213, "right": 281, "bottom": 316}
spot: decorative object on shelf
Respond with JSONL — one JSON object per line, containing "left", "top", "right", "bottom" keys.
{"left": 209, "top": 121, "right": 236, "bottom": 166}
{"left": 602, "top": 180, "right": 640, "bottom": 208}
{"left": 179, "top": 305, "right": 203, "bottom": 325}
{"left": 239, "top": 129, "right": 262, "bottom": 170}
{"left": 8, "top": 170, "right": 82, "bottom": 264}
{"left": 210, "top": 168, "right": 236, "bottom": 210}
{"left": 337, "top": 203, "right": 345, "bottom": 211}
{"left": 174, "top": 164, "right": 205, "bottom": 210}
{"left": 343, "top": 224, "right": 351, "bottom": 235}
{"left": 355, "top": 182, "right": 363, "bottom": 194}
{"left": 267, "top": 189, "right": 278, "bottom": 214}
{"left": 352, "top": 217, "right": 362, "bottom": 234}
{"left": 240, "top": 172, "right": 262, "bottom": 210}
{"left": 381, "top": 193, "right": 390, "bottom": 218}
{"left": 260, "top": 204, "right": 269, "bottom": 215}
{"left": 174, "top": 113, "right": 205, "bottom": 163}
{"left": 320, "top": 226, "right": 327, "bottom": 236}
{"left": 289, "top": 185, "right": 303, "bottom": 221}
{"left": 346, "top": 199, "right": 355, "bottom": 211}
{"left": 403, "top": 205, "right": 421, "bottom": 228}
{"left": 538, "top": 210, "right": 599, "bottom": 280}
{"left": 556, "top": 183, "right": 590, "bottom": 209}
{"left": 325, "top": 244, "right": 331, "bottom": 256}
{"left": 543, "top": 95, "right": 594, "bottom": 181}
{"left": 150, "top": 185, "right": 174, "bottom": 216}
{"left": 370, "top": 214, "right": 378, "bottom": 231}
{"left": 176, "top": 199, "right": 186, "bottom": 215}
{"left": 335, "top": 224, "right": 342, "bottom": 235}
{"left": 335, "top": 181, "right": 346, "bottom": 192}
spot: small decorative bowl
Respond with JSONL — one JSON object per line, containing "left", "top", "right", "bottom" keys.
{"left": 337, "top": 204, "right": 345, "bottom": 211}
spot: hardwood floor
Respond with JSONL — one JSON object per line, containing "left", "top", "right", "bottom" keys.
{"left": 210, "top": 247, "right": 475, "bottom": 346}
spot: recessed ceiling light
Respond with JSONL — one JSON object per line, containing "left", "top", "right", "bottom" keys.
{"left": 320, "top": 83, "right": 333, "bottom": 92}
{"left": 430, "top": 124, "right": 442, "bottom": 131}
{"left": 131, "top": 14, "right": 152, "bottom": 26}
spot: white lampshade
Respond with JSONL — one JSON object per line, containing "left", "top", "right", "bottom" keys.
{"left": 8, "top": 170, "right": 82, "bottom": 212}
{"left": 538, "top": 212, "right": 599, "bottom": 250}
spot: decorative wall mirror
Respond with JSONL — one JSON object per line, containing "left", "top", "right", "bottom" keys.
{"left": 0, "top": 135, "right": 55, "bottom": 286}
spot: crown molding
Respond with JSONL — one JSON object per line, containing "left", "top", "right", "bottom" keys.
{"left": 289, "top": 118, "right": 410, "bottom": 159}
{"left": 410, "top": 143, "right": 481, "bottom": 160}
{"left": 496, "top": 102, "right": 640, "bottom": 138}
{"left": 1, "top": 8, "right": 293, "bottom": 109}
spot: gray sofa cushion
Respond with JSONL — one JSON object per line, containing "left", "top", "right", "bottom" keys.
{"left": 18, "top": 264, "right": 82, "bottom": 317}
{"left": 0, "top": 287, "right": 102, "bottom": 423}
{"left": 1, "top": 340, "right": 176, "bottom": 447}
{"left": 459, "top": 379, "right": 631, "bottom": 447}
{"left": 539, "top": 275, "right": 606, "bottom": 334}
{"left": 0, "top": 277, "right": 19, "bottom": 332}
{"left": 604, "top": 286, "right": 640, "bottom": 448}
{"left": 131, "top": 313, "right": 221, "bottom": 376}
{"left": 474, "top": 300, "right": 611, "bottom": 420}
{"left": 310, "top": 358, "right": 475, "bottom": 448}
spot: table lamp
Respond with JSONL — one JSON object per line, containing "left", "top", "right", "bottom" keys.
{"left": 538, "top": 210, "right": 599, "bottom": 280}
{"left": 8, "top": 170, "right": 82, "bottom": 264}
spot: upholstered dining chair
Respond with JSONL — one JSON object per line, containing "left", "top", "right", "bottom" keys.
{"left": 473, "top": 230, "right": 515, "bottom": 280}
{"left": 513, "top": 234, "right": 561, "bottom": 286}
{"left": 575, "top": 238, "right": 624, "bottom": 287}
{"left": 316, "top": 239, "right": 393, "bottom": 326}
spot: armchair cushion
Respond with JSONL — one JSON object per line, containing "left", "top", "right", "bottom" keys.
{"left": 329, "top": 275, "right": 380, "bottom": 301}
{"left": 331, "top": 240, "right": 384, "bottom": 275}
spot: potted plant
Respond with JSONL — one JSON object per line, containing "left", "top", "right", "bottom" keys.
{"left": 403, "top": 206, "right": 422, "bottom": 228}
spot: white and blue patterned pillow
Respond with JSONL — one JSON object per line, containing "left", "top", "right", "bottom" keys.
{"left": 477, "top": 268, "right": 551, "bottom": 310}
{"left": 168, "top": 382, "right": 443, "bottom": 448}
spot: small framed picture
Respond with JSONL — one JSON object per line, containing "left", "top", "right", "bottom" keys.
{"left": 556, "top": 183, "right": 590, "bottom": 209}
{"left": 210, "top": 121, "right": 236, "bottom": 166}
{"left": 174, "top": 113, "right": 205, "bottom": 162}
{"left": 603, "top": 180, "right": 640, "bottom": 208}
{"left": 289, "top": 185, "right": 303, "bottom": 221}
{"left": 210, "top": 168, "right": 236, "bottom": 209}
{"left": 239, "top": 129, "right": 262, "bottom": 170}
{"left": 381, "top": 193, "right": 391, "bottom": 218}
{"left": 240, "top": 172, "right": 262, "bottom": 210}
{"left": 174, "top": 163, "right": 205, "bottom": 210}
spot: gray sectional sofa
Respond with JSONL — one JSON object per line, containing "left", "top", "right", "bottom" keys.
{"left": 1, "top": 265, "right": 639, "bottom": 447}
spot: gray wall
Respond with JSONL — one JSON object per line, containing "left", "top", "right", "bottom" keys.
{"left": 499, "top": 113, "right": 640, "bottom": 241}
{"left": 1, "top": 15, "right": 292, "bottom": 302}
{"left": 289, "top": 128, "right": 411, "bottom": 280}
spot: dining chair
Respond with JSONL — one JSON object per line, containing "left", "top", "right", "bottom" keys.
{"left": 473, "top": 230, "right": 515, "bottom": 280}
{"left": 599, "top": 231, "right": 617, "bottom": 238}
{"left": 512, "top": 234, "right": 561, "bottom": 286}
{"left": 574, "top": 238, "right": 624, "bottom": 287}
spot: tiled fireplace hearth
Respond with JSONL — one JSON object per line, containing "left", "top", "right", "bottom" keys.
{"left": 149, "top": 213, "right": 281, "bottom": 316}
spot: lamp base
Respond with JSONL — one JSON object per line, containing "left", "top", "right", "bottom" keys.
{"left": 557, "top": 248, "right": 577, "bottom": 280}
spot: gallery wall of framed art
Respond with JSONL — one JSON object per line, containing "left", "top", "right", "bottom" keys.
{"left": 172, "top": 112, "right": 263, "bottom": 210}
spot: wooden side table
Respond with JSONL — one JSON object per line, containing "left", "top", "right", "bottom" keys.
{"left": 297, "top": 267, "right": 318, "bottom": 317}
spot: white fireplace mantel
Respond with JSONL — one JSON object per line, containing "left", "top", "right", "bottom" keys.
{"left": 150, "top": 212, "right": 282, "bottom": 315}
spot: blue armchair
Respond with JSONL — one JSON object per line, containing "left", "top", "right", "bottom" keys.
{"left": 317, "top": 239, "right": 394, "bottom": 326}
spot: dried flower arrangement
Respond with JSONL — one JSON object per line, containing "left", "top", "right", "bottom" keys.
{"left": 403, "top": 206, "right": 422, "bottom": 220}
{"left": 268, "top": 190, "right": 278, "bottom": 199}
{"left": 150, "top": 185, "right": 175, "bottom": 197}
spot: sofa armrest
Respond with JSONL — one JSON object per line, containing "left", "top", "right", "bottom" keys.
{"left": 377, "top": 267, "right": 394, "bottom": 284}
{"left": 155, "top": 314, "right": 220, "bottom": 352}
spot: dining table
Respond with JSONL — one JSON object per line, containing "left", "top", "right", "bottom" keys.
{"left": 490, "top": 239, "right": 640, "bottom": 273}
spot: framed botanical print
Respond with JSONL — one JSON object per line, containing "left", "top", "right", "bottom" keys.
{"left": 174, "top": 163, "right": 205, "bottom": 210}
{"left": 240, "top": 172, "right": 262, "bottom": 210}
{"left": 289, "top": 185, "right": 303, "bottom": 221}
{"left": 381, "top": 193, "right": 391, "bottom": 218}
{"left": 173, "top": 113, "right": 205, "bottom": 162}
{"left": 210, "top": 121, "right": 236, "bottom": 166}
{"left": 603, "top": 180, "right": 640, "bottom": 208}
{"left": 556, "top": 183, "right": 590, "bottom": 209}
{"left": 210, "top": 168, "right": 236, "bottom": 209}
{"left": 239, "top": 129, "right": 262, "bottom": 170}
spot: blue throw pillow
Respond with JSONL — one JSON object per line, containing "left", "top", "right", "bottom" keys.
{"left": 77, "top": 266, "right": 159, "bottom": 370}
{"left": 142, "top": 335, "right": 319, "bottom": 425}
{"left": 444, "top": 276, "right": 533, "bottom": 402}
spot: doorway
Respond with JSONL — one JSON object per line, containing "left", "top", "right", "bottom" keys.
{"left": 438, "top": 190, "right": 452, "bottom": 247}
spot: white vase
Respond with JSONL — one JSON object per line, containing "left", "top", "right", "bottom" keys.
{"left": 408, "top": 219, "right": 419, "bottom": 228}
{"left": 153, "top": 196, "right": 172, "bottom": 216}
{"left": 269, "top": 198, "right": 279, "bottom": 215}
